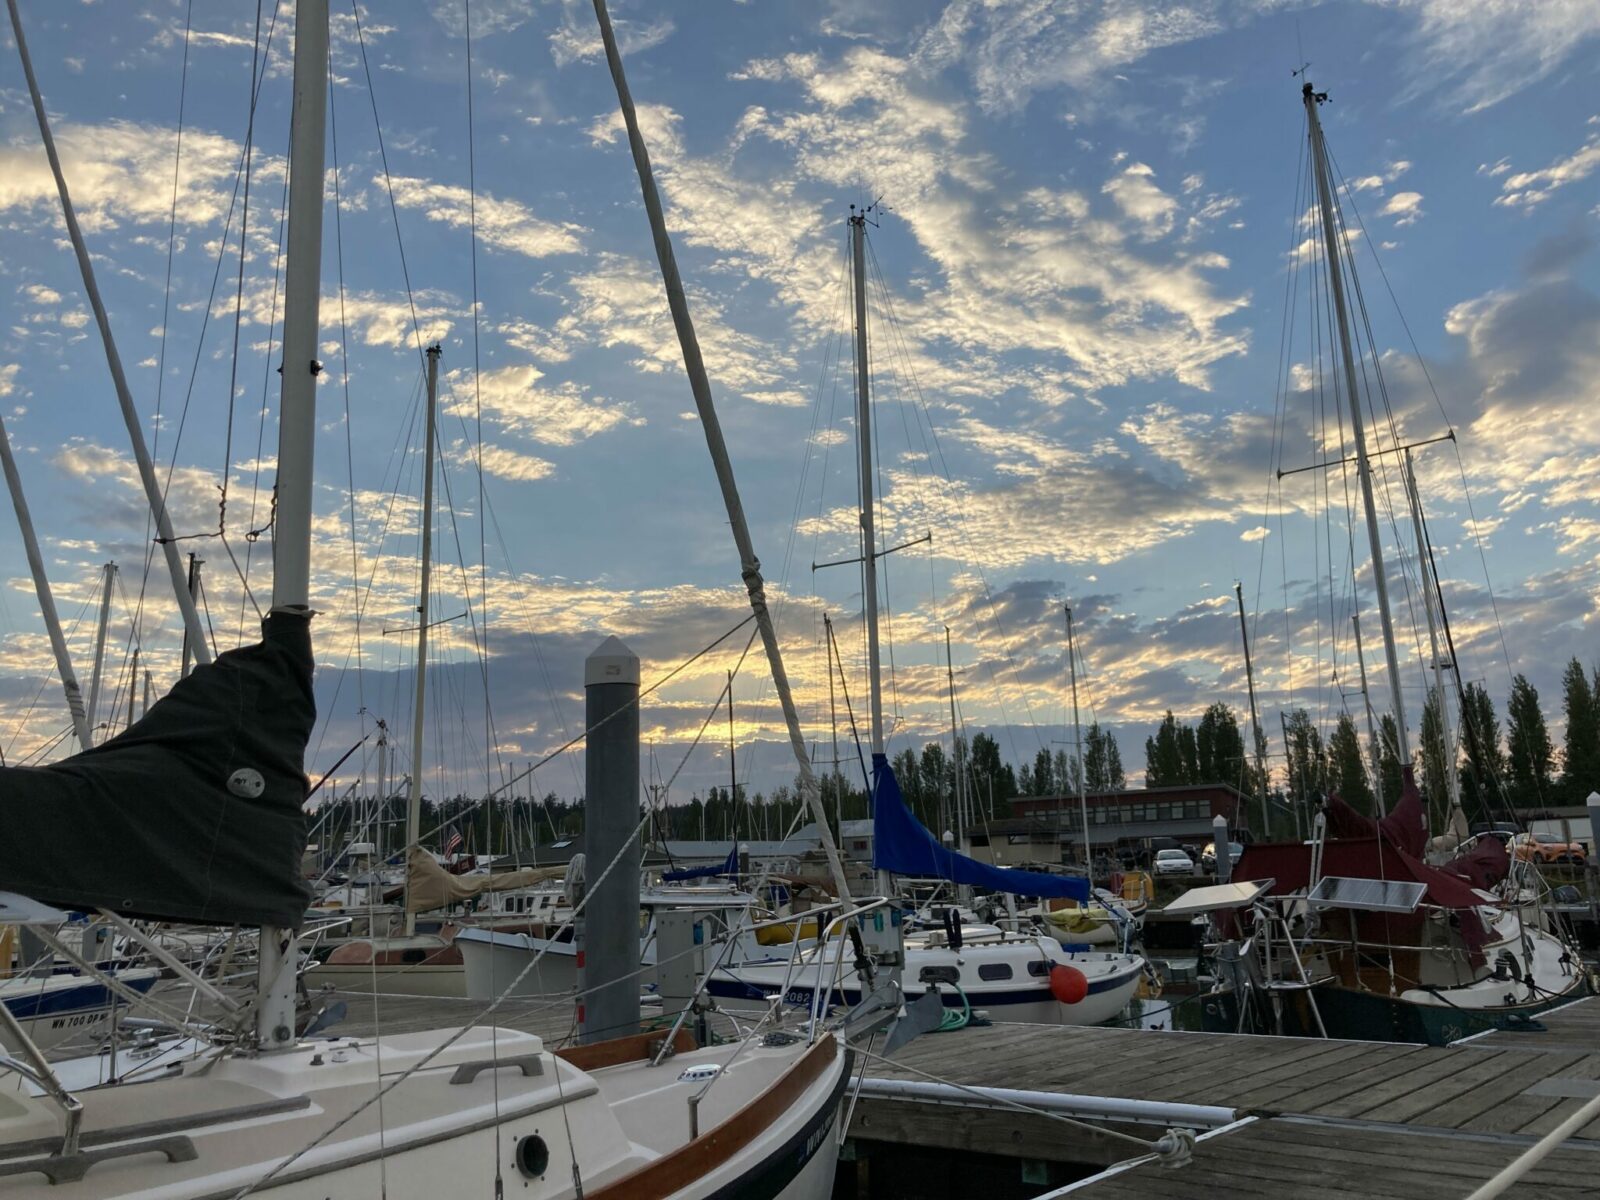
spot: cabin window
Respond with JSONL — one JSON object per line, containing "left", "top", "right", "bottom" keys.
{"left": 977, "top": 963, "right": 1013, "bottom": 981}
{"left": 1027, "top": 960, "right": 1050, "bottom": 977}
{"left": 401, "top": 949, "right": 428, "bottom": 965}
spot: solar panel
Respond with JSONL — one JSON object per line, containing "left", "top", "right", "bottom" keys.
{"left": 1160, "top": 879, "right": 1275, "bottom": 916}
{"left": 1307, "top": 875, "right": 1427, "bottom": 914}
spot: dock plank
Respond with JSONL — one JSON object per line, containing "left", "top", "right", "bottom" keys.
{"left": 1072, "top": 1118, "right": 1600, "bottom": 1198}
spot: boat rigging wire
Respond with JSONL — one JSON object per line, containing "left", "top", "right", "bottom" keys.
{"left": 860, "top": 228, "right": 1041, "bottom": 766}
{"left": 329, "top": 40, "right": 367, "bottom": 728}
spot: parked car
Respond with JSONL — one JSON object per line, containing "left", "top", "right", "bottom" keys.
{"left": 1154, "top": 848, "right": 1195, "bottom": 876}
{"left": 1200, "top": 841, "right": 1244, "bottom": 872}
{"left": 1513, "top": 832, "right": 1587, "bottom": 866}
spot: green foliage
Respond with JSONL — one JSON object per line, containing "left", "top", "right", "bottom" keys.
{"left": 1032, "top": 747, "right": 1055, "bottom": 795}
{"left": 1560, "top": 657, "right": 1600, "bottom": 802}
{"left": 1378, "top": 713, "right": 1404, "bottom": 808}
{"left": 1145, "top": 711, "right": 1188, "bottom": 786}
{"left": 1458, "top": 681, "right": 1505, "bottom": 815}
{"left": 1195, "top": 703, "right": 1247, "bottom": 787}
{"left": 1282, "top": 708, "right": 1327, "bottom": 810}
{"left": 1328, "top": 712, "right": 1374, "bottom": 815}
{"left": 1083, "top": 722, "right": 1125, "bottom": 791}
{"left": 1419, "top": 689, "right": 1451, "bottom": 821}
{"left": 1507, "top": 673, "right": 1554, "bottom": 807}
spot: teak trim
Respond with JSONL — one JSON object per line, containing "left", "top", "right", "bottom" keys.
{"left": 554, "top": 1026, "right": 698, "bottom": 1072}
{"left": 584, "top": 1033, "right": 839, "bottom": 1200}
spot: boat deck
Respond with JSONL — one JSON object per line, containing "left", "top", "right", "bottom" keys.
{"left": 315, "top": 987, "right": 743, "bottom": 1047}
{"left": 849, "top": 996, "right": 1600, "bottom": 1197}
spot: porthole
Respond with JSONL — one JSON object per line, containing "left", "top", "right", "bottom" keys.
{"left": 515, "top": 1134, "right": 550, "bottom": 1179}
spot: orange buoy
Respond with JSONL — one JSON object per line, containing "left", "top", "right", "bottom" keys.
{"left": 1049, "top": 963, "right": 1088, "bottom": 1004}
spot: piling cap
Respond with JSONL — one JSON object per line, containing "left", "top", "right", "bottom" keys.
{"left": 585, "top": 635, "right": 640, "bottom": 687}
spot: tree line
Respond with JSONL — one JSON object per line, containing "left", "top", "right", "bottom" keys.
{"left": 1267, "top": 658, "right": 1600, "bottom": 823}
{"left": 311, "top": 657, "right": 1598, "bottom": 859}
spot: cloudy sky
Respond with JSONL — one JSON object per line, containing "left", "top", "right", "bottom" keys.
{"left": 0, "top": 0, "right": 1596, "bottom": 816}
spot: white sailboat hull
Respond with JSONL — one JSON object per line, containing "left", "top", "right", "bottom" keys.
{"left": 0, "top": 970, "right": 160, "bottom": 1057}
{"left": 0, "top": 1026, "right": 848, "bottom": 1198}
{"left": 457, "top": 927, "right": 582, "bottom": 999}
{"left": 710, "top": 937, "right": 1143, "bottom": 1028}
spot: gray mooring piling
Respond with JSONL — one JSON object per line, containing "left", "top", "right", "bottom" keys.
{"left": 578, "top": 636, "right": 641, "bottom": 1044}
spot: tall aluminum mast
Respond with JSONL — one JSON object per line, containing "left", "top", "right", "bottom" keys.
{"left": 1303, "top": 81, "right": 1411, "bottom": 764}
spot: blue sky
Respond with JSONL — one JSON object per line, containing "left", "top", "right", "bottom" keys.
{"left": 0, "top": 0, "right": 1597, "bottom": 810}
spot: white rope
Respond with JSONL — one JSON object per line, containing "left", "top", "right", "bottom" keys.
{"left": 1464, "top": 1090, "right": 1600, "bottom": 1200}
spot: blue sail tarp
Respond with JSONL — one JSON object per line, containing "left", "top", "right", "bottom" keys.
{"left": 662, "top": 845, "right": 738, "bottom": 882}
{"left": 869, "top": 753, "right": 1088, "bottom": 901}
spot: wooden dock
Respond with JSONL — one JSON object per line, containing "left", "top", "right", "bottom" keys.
{"left": 176, "top": 983, "right": 1598, "bottom": 1196}
{"left": 847, "top": 997, "right": 1600, "bottom": 1197}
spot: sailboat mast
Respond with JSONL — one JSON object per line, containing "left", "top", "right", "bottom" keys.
{"left": 85, "top": 561, "right": 116, "bottom": 747}
{"left": 1351, "top": 613, "right": 1387, "bottom": 816}
{"left": 1066, "top": 606, "right": 1091, "bottom": 890}
{"left": 590, "top": 0, "right": 853, "bottom": 904}
{"left": 179, "top": 554, "right": 202, "bottom": 679}
{"left": 404, "top": 344, "right": 441, "bottom": 937}
{"left": 7, "top": 0, "right": 212, "bottom": 666}
{"left": 1303, "top": 81, "right": 1411, "bottom": 765}
{"left": 827, "top": 612, "right": 840, "bottom": 840}
{"left": 1235, "top": 582, "right": 1270, "bottom": 837}
{"left": 258, "top": 0, "right": 329, "bottom": 1053}
{"left": 0, "top": 412, "right": 90, "bottom": 748}
{"left": 126, "top": 646, "right": 138, "bottom": 733}
{"left": 376, "top": 718, "right": 389, "bottom": 865}
{"left": 945, "top": 625, "right": 965, "bottom": 848}
{"left": 850, "top": 208, "right": 886, "bottom": 756}
{"left": 1404, "top": 450, "right": 1461, "bottom": 820}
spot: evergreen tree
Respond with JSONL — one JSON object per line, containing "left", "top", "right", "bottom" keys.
{"left": 1507, "top": 674, "right": 1554, "bottom": 809}
{"left": 1083, "top": 722, "right": 1124, "bottom": 791}
{"left": 1177, "top": 723, "right": 1201, "bottom": 784}
{"left": 1196, "top": 703, "right": 1246, "bottom": 786}
{"left": 1419, "top": 689, "right": 1451, "bottom": 819}
{"left": 1560, "top": 658, "right": 1600, "bottom": 802}
{"left": 1378, "top": 714, "right": 1404, "bottom": 807}
{"left": 997, "top": 763, "right": 1019, "bottom": 803}
{"left": 969, "top": 732, "right": 1003, "bottom": 788}
{"left": 1053, "top": 748, "right": 1080, "bottom": 796}
{"left": 919, "top": 742, "right": 949, "bottom": 808}
{"left": 1282, "top": 709, "right": 1327, "bottom": 810}
{"left": 1145, "top": 711, "right": 1187, "bottom": 786}
{"left": 1458, "top": 681, "right": 1505, "bottom": 814}
{"left": 1032, "top": 747, "right": 1055, "bottom": 795}
{"left": 892, "top": 747, "right": 922, "bottom": 823}
{"left": 1328, "top": 712, "right": 1374, "bottom": 814}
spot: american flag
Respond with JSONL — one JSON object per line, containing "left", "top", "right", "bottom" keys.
{"left": 443, "top": 829, "right": 463, "bottom": 857}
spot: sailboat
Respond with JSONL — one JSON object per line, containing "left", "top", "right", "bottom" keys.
{"left": 707, "top": 206, "right": 1145, "bottom": 1030}
{"left": 1185, "top": 78, "right": 1590, "bottom": 1047}
{"left": 0, "top": 2, "right": 850, "bottom": 1195}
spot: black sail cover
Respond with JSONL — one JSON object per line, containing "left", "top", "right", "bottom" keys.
{"left": 0, "top": 613, "right": 314, "bottom": 929}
